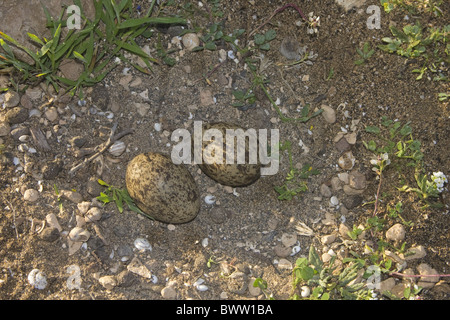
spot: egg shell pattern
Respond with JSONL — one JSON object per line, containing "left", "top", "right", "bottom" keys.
{"left": 198, "top": 122, "right": 261, "bottom": 187}
{"left": 126, "top": 152, "right": 200, "bottom": 224}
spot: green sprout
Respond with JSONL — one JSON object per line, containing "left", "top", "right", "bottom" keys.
{"left": 96, "top": 179, "right": 153, "bottom": 219}
{"left": 355, "top": 42, "right": 375, "bottom": 65}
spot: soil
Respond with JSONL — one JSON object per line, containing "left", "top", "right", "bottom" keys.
{"left": 0, "top": 0, "right": 449, "bottom": 301}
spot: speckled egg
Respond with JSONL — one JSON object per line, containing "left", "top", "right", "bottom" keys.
{"left": 126, "top": 152, "right": 200, "bottom": 224}
{"left": 198, "top": 122, "right": 261, "bottom": 187}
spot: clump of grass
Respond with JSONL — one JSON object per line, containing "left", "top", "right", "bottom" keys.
{"left": 0, "top": 0, "right": 185, "bottom": 97}
{"left": 273, "top": 141, "right": 320, "bottom": 201}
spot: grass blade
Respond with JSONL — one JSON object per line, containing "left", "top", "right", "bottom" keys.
{"left": 118, "top": 17, "right": 186, "bottom": 29}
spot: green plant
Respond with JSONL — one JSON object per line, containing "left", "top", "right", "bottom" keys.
{"left": 53, "top": 184, "right": 64, "bottom": 214}
{"left": 438, "top": 92, "right": 449, "bottom": 101}
{"left": 0, "top": 0, "right": 185, "bottom": 97}
{"left": 253, "top": 29, "right": 277, "bottom": 51}
{"left": 378, "top": 23, "right": 449, "bottom": 85}
{"left": 291, "top": 245, "right": 374, "bottom": 300}
{"left": 380, "top": 0, "right": 443, "bottom": 16}
{"left": 274, "top": 141, "right": 320, "bottom": 201}
{"left": 96, "top": 179, "right": 153, "bottom": 219}
{"left": 355, "top": 42, "right": 375, "bottom": 65}
{"left": 398, "top": 170, "right": 447, "bottom": 207}
{"left": 253, "top": 278, "right": 274, "bottom": 300}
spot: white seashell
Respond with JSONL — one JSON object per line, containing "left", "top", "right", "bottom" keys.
{"left": 108, "top": 141, "right": 126, "bottom": 157}
{"left": 18, "top": 135, "right": 29, "bottom": 142}
{"left": 204, "top": 195, "right": 216, "bottom": 205}
{"left": 196, "top": 284, "right": 209, "bottom": 291}
{"left": 330, "top": 196, "right": 339, "bottom": 207}
{"left": 151, "top": 275, "right": 158, "bottom": 284}
{"left": 201, "top": 238, "right": 209, "bottom": 247}
{"left": 68, "top": 227, "right": 91, "bottom": 242}
{"left": 193, "top": 278, "right": 205, "bottom": 287}
{"left": 290, "top": 245, "right": 301, "bottom": 256}
{"left": 105, "top": 111, "right": 114, "bottom": 119}
{"left": 134, "top": 238, "right": 152, "bottom": 251}
{"left": 154, "top": 123, "right": 162, "bottom": 132}
{"left": 28, "top": 269, "right": 47, "bottom": 290}
{"left": 29, "top": 109, "right": 42, "bottom": 117}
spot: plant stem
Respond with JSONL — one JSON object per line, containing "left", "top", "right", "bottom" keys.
{"left": 373, "top": 172, "right": 383, "bottom": 217}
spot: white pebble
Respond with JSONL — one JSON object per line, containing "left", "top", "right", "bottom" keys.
{"left": 154, "top": 123, "right": 162, "bottom": 131}
{"left": 201, "top": 238, "right": 209, "bottom": 247}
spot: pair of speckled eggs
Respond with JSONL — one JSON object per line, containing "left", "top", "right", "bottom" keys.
{"left": 125, "top": 122, "right": 260, "bottom": 224}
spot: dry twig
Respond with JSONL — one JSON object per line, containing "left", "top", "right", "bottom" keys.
{"left": 68, "top": 122, "right": 133, "bottom": 176}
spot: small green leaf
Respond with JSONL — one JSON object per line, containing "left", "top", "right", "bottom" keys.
{"left": 205, "top": 41, "right": 217, "bottom": 50}
{"left": 254, "top": 34, "right": 265, "bottom": 45}
{"left": 97, "top": 179, "right": 110, "bottom": 186}
{"left": 264, "top": 29, "right": 276, "bottom": 41}
{"left": 365, "top": 126, "right": 380, "bottom": 134}
{"left": 259, "top": 43, "right": 270, "bottom": 51}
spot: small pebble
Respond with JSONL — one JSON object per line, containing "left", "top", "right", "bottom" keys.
{"left": 321, "top": 234, "right": 336, "bottom": 245}
{"left": 277, "top": 258, "right": 292, "bottom": 270}
{"left": 320, "top": 184, "right": 332, "bottom": 198}
{"left": 321, "top": 105, "right": 336, "bottom": 124}
{"left": 24, "top": 189, "right": 39, "bottom": 202}
{"left": 182, "top": 33, "right": 200, "bottom": 51}
{"left": 281, "top": 233, "right": 297, "bottom": 247}
{"left": 59, "top": 190, "right": 83, "bottom": 203}
{"left": 385, "top": 223, "right": 406, "bottom": 242}
{"left": 45, "top": 107, "right": 58, "bottom": 122}
{"left": 99, "top": 275, "right": 117, "bottom": 290}
{"left": 4, "top": 91, "right": 20, "bottom": 108}
{"left": 161, "top": 286, "right": 177, "bottom": 299}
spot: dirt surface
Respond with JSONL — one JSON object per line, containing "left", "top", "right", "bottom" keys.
{"left": 0, "top": 0, "right": 449, "bottom": 301}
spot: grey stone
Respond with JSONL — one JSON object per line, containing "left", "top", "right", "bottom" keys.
{"left": 342, "top": 195, "right": 363, "bottom": 209}
{"left": 335, "top": 137, "right": 352, "bottom": 152}
{"left": 349, "top": 171, "right": 367, "bottom": 190}
{"left": 4, "top": 91, "right": 20, "bottom": 108}
{"left": 5, "top": 107, "right": 29, "bottom": 124}
{"left": 0, "top": 122, "right": 10, "bottom": 137}
{"left": 320, "top": 183, "right": 332, "bottom": 198}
